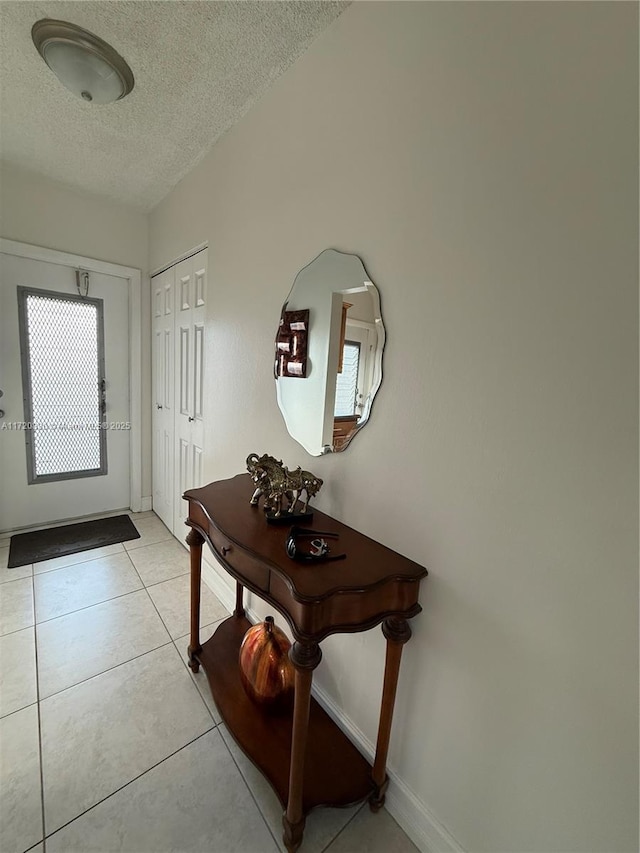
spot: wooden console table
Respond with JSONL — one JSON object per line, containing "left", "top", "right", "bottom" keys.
{"left": 184, "top": 474, "right": 427, "bottom": 853}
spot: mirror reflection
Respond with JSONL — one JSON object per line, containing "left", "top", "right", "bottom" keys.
{"left": 275, "top": 249, "right": 385, "bottom": 455}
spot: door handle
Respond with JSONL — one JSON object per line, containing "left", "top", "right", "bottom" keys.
{"left": 188, "top": 416, "right": 195, "bottom": 422}
{"left": 156, "top": 404, "right": 163, "bottom": 410}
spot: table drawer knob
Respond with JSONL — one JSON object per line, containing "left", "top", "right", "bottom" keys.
{"left": 221, "top": 545, "right": 231, "bottom": 556}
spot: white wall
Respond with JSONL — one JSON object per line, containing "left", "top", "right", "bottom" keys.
{"left": 149, "top": 3, "right": 638, "bottom": 851}
{"left": 0, "top": 163, "right": 152, "bottom": 503}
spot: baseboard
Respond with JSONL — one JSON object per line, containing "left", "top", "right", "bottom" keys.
{"left": 310, "top": 682, "right": 464, "bottom": 853}
{"left": 384, "top": 774, "right": 464, "bottom": 853}
{"left": 201, "top": 555, "right": 237, "bottom": 614}
{"left": 199, "top": 561, "right": 463, "bottom": 853}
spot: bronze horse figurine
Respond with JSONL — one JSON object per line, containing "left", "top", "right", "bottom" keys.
{"left": 246, "top": 453, "right": 323, "bottom": 517}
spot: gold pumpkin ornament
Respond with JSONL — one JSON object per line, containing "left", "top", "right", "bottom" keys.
{"left": 239, "top": 616, "right": 295, "bottom": 710}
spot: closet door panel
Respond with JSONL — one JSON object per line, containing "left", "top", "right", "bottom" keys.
{"left": 172, "top": 250, "right": 207, "bottom": 536}
{"left": 152, "top": 268, "right": 175, "bottom": 530}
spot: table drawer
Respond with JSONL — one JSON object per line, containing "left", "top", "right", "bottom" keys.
{"left": 208, "top": 521, "right": 270, "bottom": 593}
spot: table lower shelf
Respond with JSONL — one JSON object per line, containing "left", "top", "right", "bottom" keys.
{"left": 196, "top": 615, "right": 374, "bottom": 814}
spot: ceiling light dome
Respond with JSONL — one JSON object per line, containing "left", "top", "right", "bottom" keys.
{"left": 32, "top": 19, "right": 134, "bottom": 104}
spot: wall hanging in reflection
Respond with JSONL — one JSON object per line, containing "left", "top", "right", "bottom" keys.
{"left": 274, "top": 308, "right": 308, "bottom": 378}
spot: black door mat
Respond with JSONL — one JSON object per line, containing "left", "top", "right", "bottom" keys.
{"left": 8, "top": 514, "right": 140, "bottom": 568}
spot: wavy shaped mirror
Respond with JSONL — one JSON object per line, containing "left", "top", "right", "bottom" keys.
{"left": 275, "top": 249, "right": 385, "bottom": 455}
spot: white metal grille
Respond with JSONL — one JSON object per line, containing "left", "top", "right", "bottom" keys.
{"left": 334, "top": 341, "right": 360, "bottom": 417}
{"left": 22, "top": 291, "right": 105, "bottom": 479}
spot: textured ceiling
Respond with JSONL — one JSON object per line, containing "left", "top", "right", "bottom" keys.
{"left": 0, "top": 1, "right": 348, "bottom": 211}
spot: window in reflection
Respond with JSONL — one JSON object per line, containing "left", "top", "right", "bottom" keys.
{"left": 335, "top": 340, "right": 360, "bottom": 417}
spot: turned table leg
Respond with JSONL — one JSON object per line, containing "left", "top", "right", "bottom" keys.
{"left": 186, "top": 527, "right": 204, "bottom": 673}
{"left": 234, "top": 580, "right": 245, "bottom": 618}
{"left": 282, "top": 641, "right": 322, "bottom": 853}
{"left": 370, "top": 617, "right": 412, "bottom": 811}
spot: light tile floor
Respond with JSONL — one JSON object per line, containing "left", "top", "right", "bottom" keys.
{"left": 0, "top": 513, "right": 418, "bottom": 853}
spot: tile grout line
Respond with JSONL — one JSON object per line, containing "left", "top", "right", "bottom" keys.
{"left": 31, "top": 546, "right": 211, "bottom": 702}
{"left": 163, "top": 561, "right": 230, "bottom": 725}
{"left": 0, "top": 699, "right": 39, "bottom": 722}
{"left": 218, "top": 720, "right": 284, "bottom": 851}
{"left": 31, "top": 553, "right": 189, "bottom": 630}
{"left": 31, "top": 573, "right": 47, "bottom": 853}
{"left": 32, "top": 549, "right": 128, "bottom": 576}
{"left": 43, "top": 726, "right": 216, "bottom": 844}
{"left": 6, "top": 512, "right": 173, "bottom": 851}
{"left": 133, "top": 567, "right": 188, "bottom": 590}
{"left": 36, "top": 533, "right": 216, "bottom": 840}
{"left": 127, "top": 538, "right": 283, "bottom": 844}
{"left": 33, "top": 585, "right": 148, "bottom": 627}
{"left": 20, "top": 517, "right": 239, "bottom": 851}
{"left": 123, "top": 537, "right": 174, "bottom": 553}
{"left": 120, "top": 545, "right": 221, "bottom": 726}
{"left": 1, "top": 561, "right": 186, "bottom": 646}
{"left": 38, "top": 637, "right": 175, "bottom": 703}
{"left": 30, "top": 537, "right": 173, "bottom": 577}
{"left": 33, "top": 561, "right": 189, "bottom": 628}
{"left": 160, "top": 536, "right": 284, "bottom": 849}
{"left": 0, "top": 619, "right": 37, "bottom": 640}
{"left": 157, "top": 538, "right": 281, "bottom": 850}
{"left": 30, "top": 543, "right": 128, "bottom": 575}
{"left": 168, "top": 629, "right": 223, "bottom": 729}
{"left": 217, "top": 725, "right": 285, "bottom": 853}
{"left": 24, "top": 527, "right": 174, "bottom": 578}
{"left": 29, "top": 539, "right": 139, "bottom": 575}
{"left": 0, "top": 569, "right": 34, "bottom": 584}
{"left": 217, "top": 721, "right": 368, "bottom": 853}
{"left": 319, "top": 801, "right": 368, "bottom": 853}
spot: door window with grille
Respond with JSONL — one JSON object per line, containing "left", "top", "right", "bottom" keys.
{"left": 17, "top": 287, "right": 107, "bottom": 483}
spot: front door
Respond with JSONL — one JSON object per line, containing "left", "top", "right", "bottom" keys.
{"left": 0, "top": 252, "right": 131, "bottom": 532}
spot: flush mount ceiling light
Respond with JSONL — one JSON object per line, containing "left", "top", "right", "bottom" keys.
{"left": 32, "top": 19, "right": 134, "bottom": 104}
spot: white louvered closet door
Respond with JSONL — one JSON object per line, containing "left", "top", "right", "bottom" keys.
{"left": 151, "top": 248, "right": 207, "bottom": 537}
{"left": 173, "top": 251, "right": 206, "bottom": 536}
